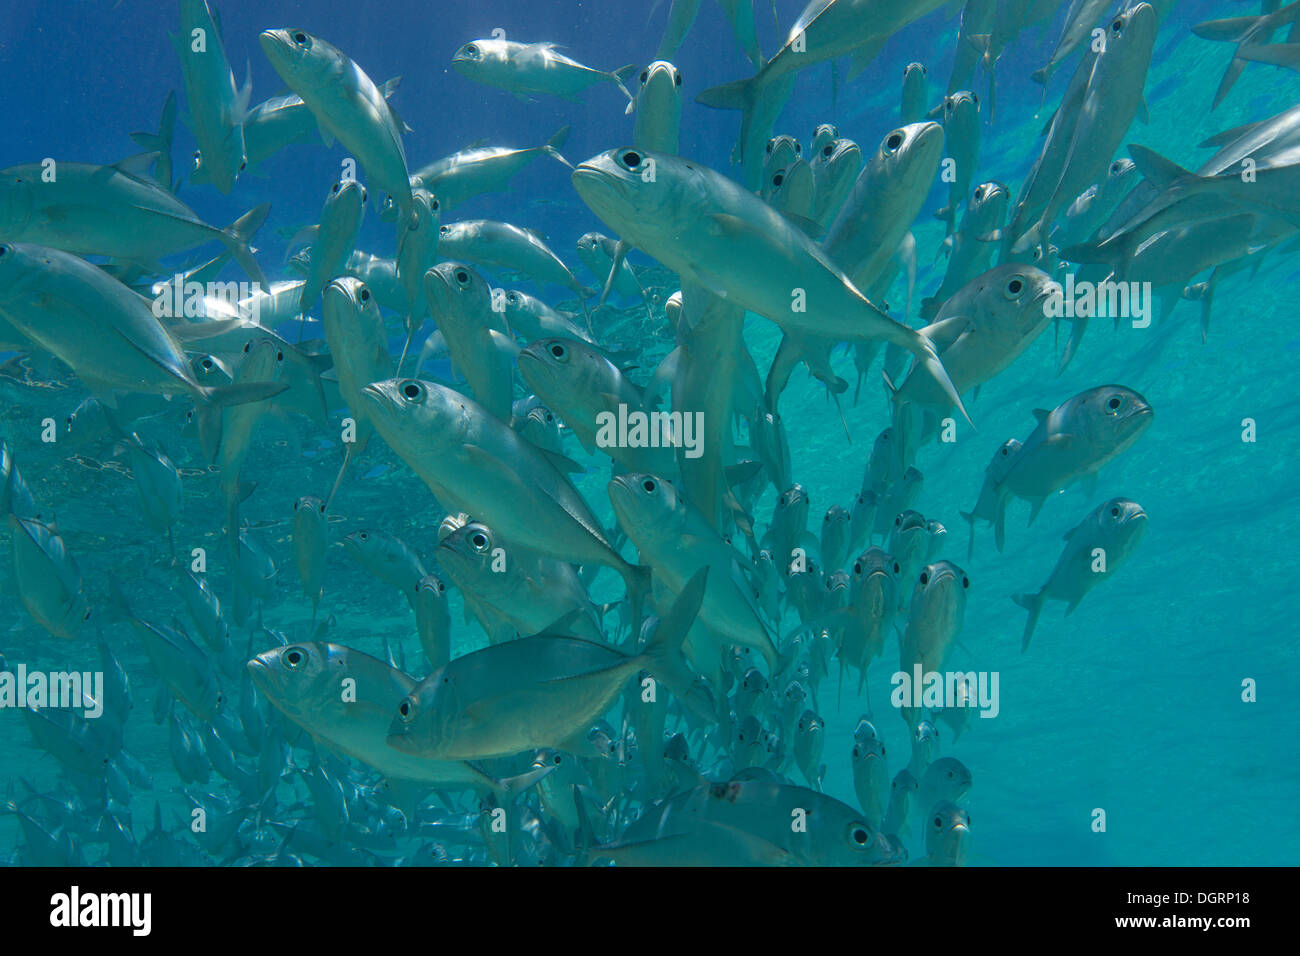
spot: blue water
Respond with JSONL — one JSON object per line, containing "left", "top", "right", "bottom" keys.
{"left": 1, "top": 0, "right": 1297, "bottom": 865}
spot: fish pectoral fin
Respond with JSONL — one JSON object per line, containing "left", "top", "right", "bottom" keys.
{"left": 315, "top": 118, "right": 335, "bottom": 148}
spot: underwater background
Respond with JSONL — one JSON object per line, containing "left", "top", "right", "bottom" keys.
{"left": 0, "top": 0, "right": 1297, "bottom": 865}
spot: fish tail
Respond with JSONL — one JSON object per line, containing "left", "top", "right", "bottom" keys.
{"left": 221, "top": 203, "right": 271, "bottom": 288}
{"left": 610, "top": 64, "right": 638, "bottom": 102}
{"left": 959, "top": 510, "right": 976, "bottom": 561}
{"left": 1011, "top": 591, "right": 1044, "bottom": 652}
{"left": 543, "top": 124, "right": 574, "bottom": 168}
{"left": 908, "top": 329, "right": 972, "bottom": 429}
{"left": 696, "top": 74, "right": 760, "bottom": 162}
{"left": 640, "top": 568, "right": 713, "bottom": 722}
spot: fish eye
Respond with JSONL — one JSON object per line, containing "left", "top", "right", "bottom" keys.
{"left": 359, "top": 287, "right": 371, "bottom": 302}
{"left": 620, "top": 150, "right": 643, "bottom": 169}
{"left": 822, "top": 144, "right": 833, "bottom": 157}
{"left": 553, "top": 754, "right": 562, "bottom": 765}
{"left": 293, "top": 31, "right": 308, "bottom": 45}
{"left": 772, "top": 172, "right": 784, "bottom": 187}
{"left": 849, "top": 825, "right": 871, "bottom": 846}
{"left": 238, "top": 161, "right": 246, "bottom": 172}
{"left": 455, "top": 269, "right": 469, "bottom": 284}
{"left": 934, "top": 815, "right": 944, "bottom": 829}
{"left": 765, "top": 140, "right": 774, "bottom": 154}
{"left": 885, "top": 132, "right": 903, "bottom": 151}
{"left": 285, "top": 647, "right": 305, "bottom": 668}
{"left": 893, "top": 562, "right": 900, "bottom": 574}
{"left": 276, "top": 351, "right": 284, "bottom": 361}
{"left": 794, "top": 143, "right": 801, "bottom": 154}
{"left": 1107, "top": 396, "right": 1123, "bottom": 411}
{"left": 945, "top": 97, "right": 954, "bottom": 112}
{"left": 242, "top": 342, "right": 251, "bottom": 353}
{"left": 440, "top": 225, "right": 450, "bottom": 235}
{"left": 549, "top": 342, "right": 567, "bottom": 360}
{"left": 431, "top": 198, "right": 439, "bottom": 210}
{"left": 83, "top": 609, "right": 92, "bottom": 621}
{"left": 641, "top": 478, "right": 656, "bottom": 493}
{"left": 201, "top": 358, "right": 213, "bottom": 369}
{"left": 1111, "top": 506, "right": 1120, "bottom": 517}
{"left": 974, "top": 186, "right": 984, "bottom": 200}
{"left": 1111, "top": 17, "right": 1123, "bottom": 32}
{"left": 674, "top": 71, "right": 682, "bottom": 86}
{"left": 1111, "top": 161, "right": 1122, "bottom": 174}
{"left": 359, "top": 531, "right": 369, "bottom": 540}
{"left": 962, "top": 576, "right": 969, "bottom": 589}
{"left": 398, "top": 697, "right": 414, "bottom": 720}
{"left": 895, "top": 515, "right": 902, "bottom": 526}
{"left": 470, "top": 531, "right": 489, "bottom": 552}
{"left": 920, "top": 572, "right": 929, "bottom": 585}
{"left": 360, "top": 187, "right": 368, "bottom": 203}
{"left": 401, "top": 381, "right": 425, "bottom": 402}
{"left": 1000, "top": 446, "right": 1009, "bottom": 455}
{"left": 506, "top": 291, "right": 518, "bottom": 302}
{"left": 640, "top": 70, "right": 648, "bottom": 83}
{"left": 193, "top": 150, "right": 202, "bottom": 161}
{"left": 464, "top": 43, "right": 478, "bottom": 55}
{"left": 319, "top": 504, "right": 326, "bottom": 514}
{"left": 1005, "top": 277, "right": 1024, "bottom": 297}
{"left": 971, "top": 92, "right": 979, "bottom": 105}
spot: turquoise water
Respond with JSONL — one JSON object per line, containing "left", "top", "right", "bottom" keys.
{"left": 1, "top": 0, "right": 1296, "bottom": 865}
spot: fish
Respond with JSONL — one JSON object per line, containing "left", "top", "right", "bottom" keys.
{"left": 260, "top": 28, "right": 414, "bottom": 230}
{"left": 176, "top": 0, "right": 250, "bottom": 195}
{"left": 1014, "top": 497, "right": 1149, "bottom": 650}
{"left": 451, "top": 38, "right": 635, "bottom": 102}
{"left": 423, "top": 262, "right": 517, "bottom": 421}
{"left": 0, "top": 244, "right": 286, "bottom": 460}
{"left": 403, "top": 126, "right": 572, "bottom": 213}
{"left": 901, "top": 62, "right": 929, "bottom": 123}
{"left": 295, "top": 179, "right": 367, "bottom": 314}
{"left": 292, "top": 495, "right": 328, "bottom": 627}
{"left": 923, "top": 800, "right": 970, "bottom": 865}
{"left": 932, "top": 91, "right": 981, "bottom": 235}
{"left": 9, "top": 515, "right": 90, "bottom": 640}
{"left": 386, "top": 569, "right": 709, "bottom": 760}
{"left": 571, "top": 147, "right": 970, "bottom": 424}
{"left": 437, "top": 520, "right": 605, "bottom": 644}
{"left": 247, "top": 642, "right": 547, "bottom": 796}
{"left": 608, "top": 472, "right": 780, "bottom": 678}
{"left": 437, "top": 220, "right": 595, "bottom": 306}
{"left": 695, "top": 0, "right": 950, "bottom": 166}
{"left": 899, "top": 560, "right": 971, "bottom": 676}
{"left": 361, "top": 377, "right": 653, "bottom": 628}
{"left": 630, "top": 61, "right": 684, "bottom": 155}
{"left": 972, "top": 385, "right": 1153, "bottom": 545}
{"left": 0, "top": 159, "right": 268, "bottom": 283}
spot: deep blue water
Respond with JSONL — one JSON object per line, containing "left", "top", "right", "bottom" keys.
{"left": 0, "top": 0, "right": 1297, "bottom": 866}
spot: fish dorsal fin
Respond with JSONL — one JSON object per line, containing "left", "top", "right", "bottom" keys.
{"left": 1031, "top": 408, "right": 1050, "bottom": 424}
{"left": 114, "top": 151, "right": 162, "bottom": 179}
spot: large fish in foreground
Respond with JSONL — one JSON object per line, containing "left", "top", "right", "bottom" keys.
{"left": 386, "top": 570, "right": 709, "bottom": 761}
{"left": 247, "top": 642, "right": 548, "bottom": 796}
{"left": 259, "top": 28, "right": 414, "bottom": 229}
{"left": 0, "top": 158, "right": 267, "bottom": 283}
{"left": 571, "top": 148, "right": 970, "bottom": 424}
